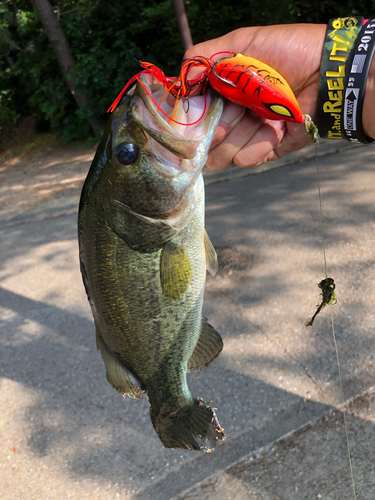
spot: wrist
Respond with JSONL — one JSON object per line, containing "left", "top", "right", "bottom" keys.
{"left": 317, "top": 17, "right": 365, "bottom": 140}
{"left": 363, "top": 57, "right": 375, "bottom": 139}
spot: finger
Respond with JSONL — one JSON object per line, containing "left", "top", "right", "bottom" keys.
{"left": 206, "top": 109, "right": 265, "bottom": 170}
{"left": 210, "top": 101, "right": 246, "bottom": 149}
{"left": 233, "top": 120, "right": 286, "bottom": 168}
{"left": 236, "top": 120, "right": 313, "bottom": 167}
{"left": 273, "top": 122, "right": 312, "bottom": 159}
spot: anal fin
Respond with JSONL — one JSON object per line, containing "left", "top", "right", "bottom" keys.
{"left": 188, "top": 317, "right": 223, "bottom": 371}
{"left": 96, "top": 331, "right": 144, "bottom": 399}
{"left": 161, "top": 241, "right": 193, "bottom": 301}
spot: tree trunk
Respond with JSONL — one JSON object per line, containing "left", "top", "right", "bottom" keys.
{"left": 30, "top": 0, "right": 103, "bottom": 138}
{"left": 173, "top": 0, "right": 193, "bottom": 52}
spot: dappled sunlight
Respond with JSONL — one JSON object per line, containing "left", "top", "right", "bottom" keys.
{"left": 0, "top": 216, "right": 84, "bottom": 307}
{"left": 182, "top": 388, "right": 375, "bottom": 499}
{"left": 0, "top": 240, "right": 84, "bottom": 307}
{"left": 204, "top": 197, "right": 237, "bottom": 214}
{"left": 0, "top": 146, "right": 94, "bottom": 222}
{"left": 9, "top": 316, "right": 45, "bottom": 346}
{"left": 1, "top": 377, "right": 145, "bottom": 498}
{"left": 205, "top": 149, "right": 375, "bottom": 249}
{"left": 1, "top": 142, "right": 375, "bottom": 498}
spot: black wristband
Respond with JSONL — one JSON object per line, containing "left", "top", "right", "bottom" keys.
{"left": 317, "top": 17, "right": 364, "bottom": 140}
{"left": 342, "top": 19, "right": 375, "bottom": 144}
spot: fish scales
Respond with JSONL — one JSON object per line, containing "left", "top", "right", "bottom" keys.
{"left": 78, "top": 74, "right": 225, "bottom": 451}
{"left": 87, "top": 190, "right": 205, "bottom": 378}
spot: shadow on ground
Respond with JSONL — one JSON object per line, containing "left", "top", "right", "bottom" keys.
{"left": 1, "top": 147, "right": 375, "bottom": 499}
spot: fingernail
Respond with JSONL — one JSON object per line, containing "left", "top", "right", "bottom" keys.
{"left": 254, "top": 158, "right": 267, "bottom": 167}
{"left": 220, "top": 102, "right": 244, "bottom": 125}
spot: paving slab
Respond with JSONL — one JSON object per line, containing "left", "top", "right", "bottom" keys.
{"left": 1, "top": 141, "right": 375, "bottom": 499}
{"left": 176, "top": 386, "right": 375, "bottom": 500}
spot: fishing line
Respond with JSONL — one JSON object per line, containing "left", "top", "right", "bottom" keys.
{"left": 314, "top": 144, "right": 357, "bottom": 499}
{"left": 315, "top": 146, "right": 328, "bottom": 279}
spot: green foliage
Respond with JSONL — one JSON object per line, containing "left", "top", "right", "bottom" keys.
{"left": 1, "top": 0, "right": 375, "bottom": 142}
{"left": 0, "top": 88, "right": 19, "bottom": 131}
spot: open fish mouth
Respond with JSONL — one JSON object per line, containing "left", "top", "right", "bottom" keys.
{"left": 131, "top": 73, "right": 223, "bottom": 163}
{"left": 106, "top": 74, "right": 223, "bottom": 227}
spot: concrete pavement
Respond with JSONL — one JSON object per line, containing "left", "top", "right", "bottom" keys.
{"left": 1, "top": 140, "right": 375, "bottom": 499}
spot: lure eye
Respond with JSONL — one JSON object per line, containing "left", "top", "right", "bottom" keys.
{"left": 114, "top": 143, "right": 139, "bottom": 166}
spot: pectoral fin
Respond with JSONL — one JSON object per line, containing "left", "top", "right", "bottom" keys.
{"left": 188, "top": 317, "right": 223, "bottom": 371}
{"left": 204, "top": 230, "right": 218, "bottom": 276}
{"left": 96, "top": 331, "right": 144, "bottom": 399}
{"left": 161, "top": 241, "right": 193, "bottom": 301}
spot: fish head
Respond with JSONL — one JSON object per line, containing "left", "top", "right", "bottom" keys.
{"left": 99, "top": 74, "right": 223, "bottom": 222}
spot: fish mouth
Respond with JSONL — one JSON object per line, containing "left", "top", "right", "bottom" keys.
{"left": 131, "top": 74, "right": 223, "bottom": 163}
{"left": 112, "top": 74, "right": 223, "bottom": 228}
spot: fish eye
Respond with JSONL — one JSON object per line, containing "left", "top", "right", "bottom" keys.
{"left": 114, "top": 143, "right": 139, "bottom": 166}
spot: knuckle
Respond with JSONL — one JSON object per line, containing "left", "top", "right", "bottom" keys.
{"left": 233, "top": 148, "right": 260, "bottom": 168}
{"left": 206, "top": 149, "right": 232, "bottom": 170}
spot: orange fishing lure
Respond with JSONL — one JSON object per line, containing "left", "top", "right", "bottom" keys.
{"left": 108, "top": 53, "right": 317, "bottom": 140}
{"left": 207, "top": 54, "right": 305, "bottom": 123}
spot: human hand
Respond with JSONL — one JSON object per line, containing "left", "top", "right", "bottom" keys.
{"left": 184, "top": 24, "right": 327, "bottom": 169}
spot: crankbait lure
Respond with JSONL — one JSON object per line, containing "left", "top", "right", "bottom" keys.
{"left": 108, "top": 53, "right": 318, "bottom": 142}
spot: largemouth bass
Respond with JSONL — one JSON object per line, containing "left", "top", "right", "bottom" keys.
{"left": 78, "top": 74, "right": 225, "bottom": 451}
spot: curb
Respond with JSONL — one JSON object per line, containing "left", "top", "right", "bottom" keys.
{"left": 172, "top": 385, "right": 375, "bottom": 500}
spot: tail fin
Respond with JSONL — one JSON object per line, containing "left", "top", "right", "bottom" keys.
{"left": 151, "top": 398, "right": 225, "bottom": 452}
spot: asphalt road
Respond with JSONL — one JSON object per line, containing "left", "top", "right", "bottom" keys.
{"left": 1, "top": 140, "right": 375, "bottom": 499}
